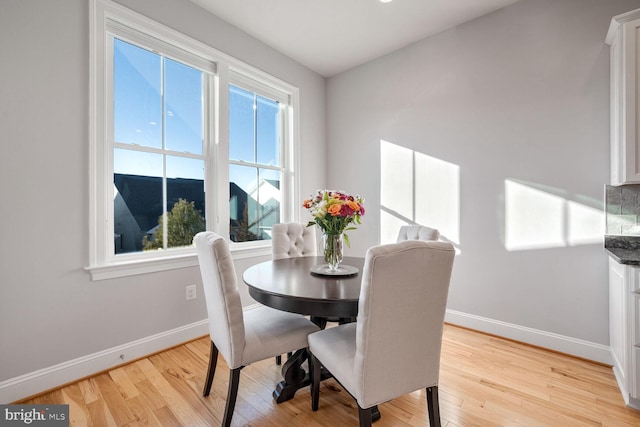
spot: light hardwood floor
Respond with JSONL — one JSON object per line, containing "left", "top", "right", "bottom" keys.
{"left": 20, "top": 324, "right": 640, "bottom": 426}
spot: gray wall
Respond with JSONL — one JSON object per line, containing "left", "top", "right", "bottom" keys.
{"left": 326, "top": 0, "right": 640, "bottom": 346}
{"left": 0, "top": 0, "right": 325, "bottom": 384}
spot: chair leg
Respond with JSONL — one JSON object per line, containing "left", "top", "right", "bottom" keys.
{"left": 357, "top": 405, "right": 373, "bottom": 427}
{"left": 309, "top": 353, "right": 321, "bottom": 411}
{"left": 222, "top": 367, "right": 242, "bottom": 427}
{"left": 203, "top": 341, "right": 218, "bottom": 397}
{"left": 275, "top": 352, "right": 293, "bottom": 366}
{"left": 426, "top": 386, "right": 441, "bottom": 427}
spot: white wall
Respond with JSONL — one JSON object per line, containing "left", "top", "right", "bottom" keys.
{"left": 326, "top": 0, "right": 640, "bottom": 359}
{"left": 0, "top": 0, "right": 325, "bottom": 401}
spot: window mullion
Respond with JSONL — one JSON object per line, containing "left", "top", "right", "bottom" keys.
{"left": 254, "top": 167, "right": 260, "bottom": 235}
{"left": 253, "top": 94, "right": 258, "bottom": 233}
{"left": 204, "top": 72, "right": 218, "bottom": 234}
{"left": 161, "top": 56, "right": 168, "bottom": 250}
{"left": 216, "top": 66, "right": 230, "bottom": 239}
{"left": 253, "top": 94, "right": 258, "bottom": 164}
{"left": 280, "top": 103, "right": 290, "bottom": 222}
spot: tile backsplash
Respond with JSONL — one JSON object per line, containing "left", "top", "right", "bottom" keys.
{"left": 606, "top": 184, "right": 640, "bottom": 235}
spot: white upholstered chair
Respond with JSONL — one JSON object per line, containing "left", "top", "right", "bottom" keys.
{"left": 271, "top": 222, "right": 317, "bottom": 260}
{"left": 194, "top": 231, "right": 320, "bottom": 427}
{"left": 308, "top": 240, "right": 455, "bottom": 427}
{"left": 271, "top": 222, "right": 318, "bottom": 365}
{"left": 396, "top": 224, "right": 440, "bottom": 242}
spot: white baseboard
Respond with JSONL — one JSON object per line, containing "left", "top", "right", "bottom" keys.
{"left": 0, "top": 320, "right": 209, "bottom": 404}
{"left": 445, "top": 309, "right": 613, "bottom": 365}
{"left": 612, "top": 361, "right": 640, "bottom": 410}
{"left": 1, "top": 310, "right": 614, "bottom": 404}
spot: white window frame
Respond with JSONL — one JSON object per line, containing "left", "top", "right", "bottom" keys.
{"left": 88, "top": 0, "right": 299, "bottom": 280}
{"left": 225, "top": 73, "right": 292, "bottom": 244}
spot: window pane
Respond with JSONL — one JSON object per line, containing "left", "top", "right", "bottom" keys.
{"left": 229, "top": 85, "right": 255, "bottom": 162}
{"left": 229, "top": 164, "right": 280, "bottom": 242}
{"left": 230, "top": 164, "right": 257, "bottom": 242}
{"left": 112, "top": 40, "right": 208, "bottom": 255}
{"left": 165, "top": 58, "right": 203, "bottom": 154}
{"left": 256, "top": 168, "right": 281, "bottom": 237}
{"left": 113, "top": 39, "right": 162, "bottom": 149}
{"left": 167, "top": 155, "right": 204, "bottom": 180}
{"left": 256, "top": 96, "right": 279, "bottom": 166}
{"left": 165, "top": 157, "right": 206, "bottom": 249}
{"left": 113, "top": 149, "right": 163, "bottom": 254}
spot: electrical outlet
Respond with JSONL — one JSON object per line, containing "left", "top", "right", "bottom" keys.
{"left": 186, "top": 284, "right": 197, "bottom": 300}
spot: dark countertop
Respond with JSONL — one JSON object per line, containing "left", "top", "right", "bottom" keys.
{"left": 605, "top": 235, "right": 640, "bottom": 266}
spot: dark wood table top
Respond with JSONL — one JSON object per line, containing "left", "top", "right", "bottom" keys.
{"left": 242, "top": 256, "right": 365, "bottom": 318}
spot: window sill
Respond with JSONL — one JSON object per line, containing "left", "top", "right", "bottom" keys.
{"left": 86, "top": 243, "right": 271, "bottom": 281}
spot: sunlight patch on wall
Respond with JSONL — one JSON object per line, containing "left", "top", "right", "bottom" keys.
{"left": 380, "top": 140, "right": 460, "bottom": 244}
{"left": 380, "top": 209, "right": 408, "bottom": 244}
{"left": 567, "top": 201, "right": 604, "bottom": 246}
{"left": 504, "top": 180, "right": 603, "bottom": 251}
{"left": 415, "top": 151, "right": 460, "bottom": 244}
{"left": 505, "top": 180, "right": 565, "bottom": 250}
{"left": 380, "top": 141, "right": 413, "bottom": 221}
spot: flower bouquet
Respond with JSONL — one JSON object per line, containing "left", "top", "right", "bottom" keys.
{"left": 303, "top": 190, "right": 365, "bottom": 271}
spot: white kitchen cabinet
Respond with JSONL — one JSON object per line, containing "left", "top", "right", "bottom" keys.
{"left": 609, "top": 257, "right": 640, "bottom": 410}
{"left": 606, "top": 9, "right": 640, "bottom": 185}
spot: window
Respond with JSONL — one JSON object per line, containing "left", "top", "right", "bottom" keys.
{"left": 113, "top": 38, "right": 208, "bottom": 254}
{"left": 89, "top": 0, "right": 298, "bottom": 279}
{"left": 228, "top": 84, "right": 284, "bottom": 242}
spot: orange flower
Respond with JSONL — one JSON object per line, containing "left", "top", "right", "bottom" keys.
{"left": 347, "top": 201, "right": 360, "bottom": 211}
{"left": 327, "top": 203, "right": 342, "bottom": 216}
{"left": 302, "top": 199, "right": 313, "bottom": 209}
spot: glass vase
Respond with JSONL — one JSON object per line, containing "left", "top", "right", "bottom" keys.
{"left": 323, "top": 232, "right": 344, "bottom": 271}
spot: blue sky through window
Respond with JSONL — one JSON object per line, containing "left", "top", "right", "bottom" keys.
{"left": 113, "top": 38, "right": 204, "bottom": 180}
{"left": 229, "top": 85, "right": 280, "bottom": 167}
{"left": 113, "top": 39, "right": 279, "bottom": 187}
{"left": 112, "top": 37, "right": 282, "bottom": 244}
{"left": 113, "top": 39, "right": 162, "bottom": 150}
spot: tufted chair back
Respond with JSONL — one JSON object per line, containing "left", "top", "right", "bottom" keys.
{"left": 396, "top": 224, "right": 440, "bottom": 242}
{"left": 271, "top": 223, "right": 317, "bottom": 260}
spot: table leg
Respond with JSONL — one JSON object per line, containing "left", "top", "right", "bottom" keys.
{"left": 273, "top": 348, "right": 333, "bottom": 403}
{"left": 273, "top": 317, "right": 380, "bottom": 422}
{"left": 273, "top": 317, "right": 327, "bottom": 403}
{"left": 310, "top": 316, "right": 327, "bottom": 328}
{"left": 273, "top": 348, "right": 308, "bottom": 402}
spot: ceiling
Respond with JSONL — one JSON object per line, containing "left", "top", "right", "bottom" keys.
{"left": 189, "top": 0, "right": 521, "bottom": 77}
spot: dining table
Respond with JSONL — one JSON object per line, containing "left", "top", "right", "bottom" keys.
{"left": 243, "top": 256, "right": 364, "bottom": 323}
{"left": 242, "top": 255, "right": 380, "bottom": 420}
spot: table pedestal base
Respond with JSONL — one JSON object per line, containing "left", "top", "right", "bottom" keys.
{"left": 272, "top": 348, "right": 380, "bottom": 422}
{"left": 273, "top": 348, "right": 332, "bottom": 403}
